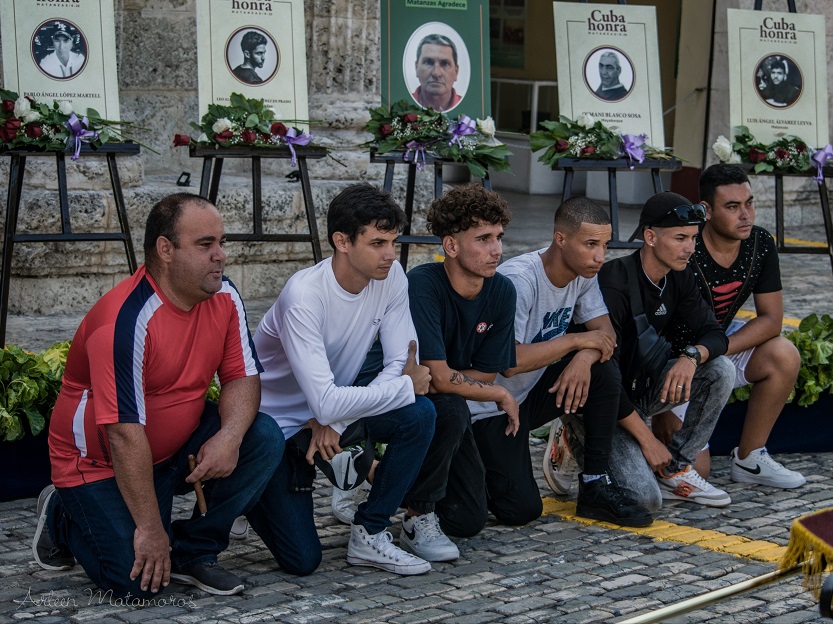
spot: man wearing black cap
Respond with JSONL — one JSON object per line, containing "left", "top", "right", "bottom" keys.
{"left": 39, "top": 22, "right": 85, "bottom": 79}
{"left": 556, "top": 192, "right": 736, "bottom": 512}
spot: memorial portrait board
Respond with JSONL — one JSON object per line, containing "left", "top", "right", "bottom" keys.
{"left": 727, "top": 9, "right": 828, "bottom": 146}
{"left": 381, "top": 0, "right": 490, "bottom": 118}
{"left": 0, "top": 0, "right": 120, "bottom": 118}
{"left": 553, "top": 2, "right": 664, "bottom": 146}
{"left": 196, "top": 0, "right": 308, "bottom": 125}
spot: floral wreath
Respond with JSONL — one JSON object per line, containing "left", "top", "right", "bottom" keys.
{"left": 529, "top": 114, "right": 675, "bottom": 169}
{"left": 0, "top": 89, "right": 132, "bottom": 160}
{"left": 365, "top": 100, "right": 511, "bottom": 179}
{"left": 713, "top": 126, "right": 833, "bottom": 184}
{"left": 173, "top": 93, "right": 316, "bottom": 166}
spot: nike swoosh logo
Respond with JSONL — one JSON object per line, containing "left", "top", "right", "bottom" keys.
{"left": 735, "top": 462, "right": 761, "bottom": 475}
{"left": 403, "top": 526, "right": 416, "bottom": 541}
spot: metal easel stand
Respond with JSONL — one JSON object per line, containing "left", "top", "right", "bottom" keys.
{"left": 0, "top": 143, "right": 140, "bottom": 345}
{"left": 551, "top": 157, "right": 682, "bottom": 249}
{"left": 370, "top": 150, "right": 492, "bottom": 269}
{"left": 191, "top": 145, "right": 328, "bottom": 264}
{"left": 740, "top": 165, "right": 833, "bottom": 274}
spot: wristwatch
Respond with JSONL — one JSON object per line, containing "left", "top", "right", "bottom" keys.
{"left": 682, "top": 345, "right": 701, "bottom": 366}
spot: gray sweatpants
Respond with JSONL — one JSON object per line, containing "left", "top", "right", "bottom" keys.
{"left": 563, "top": 356, "right": 735, "bottom": 512}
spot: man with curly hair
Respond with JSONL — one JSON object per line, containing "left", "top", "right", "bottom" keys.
{"left": 398, "top": 183, "right": 518, "bottom": 562}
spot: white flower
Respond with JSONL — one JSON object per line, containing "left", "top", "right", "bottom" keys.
{"left": 476, "top": 116, "right": 496, "bottom": 137}
{"left": 576, "top": 113, "right": 595, "bottom": 129}
{"left": 712, "top": 135, "right": 734, "bottom": 162}
{"left": 197, "top": 133, "right": 209, "bottom": 143}
{"left": 728, "top": 152, "right": 742, "bottom": 164}
{"left": 58, "top": 101, "right": 73, "bottom": 115}
{"left": 212, "top": 118, "right": 232, "bottom": 133}
{"left": 14, "top": 97, "right": 30, "bottom": 118}
{"left": 23, "top": 111, "right": 40, "bottom": 123}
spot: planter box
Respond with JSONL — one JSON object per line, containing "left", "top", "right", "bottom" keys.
{"left": 710, "top": 392, "right": 833, "bottom": 455}
{"left": 0, "top": 431, "right": 51, "bottom": 502}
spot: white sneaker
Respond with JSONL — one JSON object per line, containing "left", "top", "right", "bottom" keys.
{"left": 229, "top": 516, "right": 249, "bottom": 540}
{"left": 730, "top": 447, "right": 806, "bottom": 489}
{"left": 657, "top": 465, "right": 731, "bottom": 507}
{"left": 543, "top": 418, "right": 579, "bottom": 495}
{"left": 331, "top": 450, "right": 371, "bottom": 525}
{"left": 347, "top": 524, "right": 431, "bottom": 575}
{"left": 400, "top": 512, "right": 459, "bottom": 562}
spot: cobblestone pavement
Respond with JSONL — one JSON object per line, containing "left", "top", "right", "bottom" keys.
{"left": 3, "top": 191, "right": 833, "bottom": 622}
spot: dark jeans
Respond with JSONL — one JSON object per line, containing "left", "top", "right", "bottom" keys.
{"left": 404, "top": 393, "right": 489, "bottom": 538}
{"left": 473, "top": 357, "right": 621, "bottom": 526}
{"left": 248, "top": 396, "right": 436, "bottom": 575}
{"left": 48, "top": 403, "right": 284, "bottom": 599}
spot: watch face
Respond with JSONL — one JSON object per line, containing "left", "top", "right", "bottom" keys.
{"left": 684, "top": 346, "right": 700, "bottom": 362}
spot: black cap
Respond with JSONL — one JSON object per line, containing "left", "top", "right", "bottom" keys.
{"left": 639, "top": 192, "right": 705, "bottom": 228}
{"left": 51, "top": 22, "right": 74, "bottom": 41}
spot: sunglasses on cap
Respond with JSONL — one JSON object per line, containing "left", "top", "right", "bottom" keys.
{"left": 645, "top": 203, "right": 706, "bottom": 227}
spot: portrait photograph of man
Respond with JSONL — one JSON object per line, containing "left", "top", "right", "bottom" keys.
{"left": 755, "top": 54, "right": 801, "bottom": 108}
{"left": 403, "top": 24, "right": 470, "bottom": 113}
{"left": 32, "top": 20, "right": 87, "bottom": 80}
{"left": 226, "top": 27, "right": 280, "bottom": 86}
{"left": 584, "top": 47, "right": 634, "bottom": 103}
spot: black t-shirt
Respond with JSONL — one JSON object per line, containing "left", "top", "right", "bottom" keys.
{"left": 599, "top": 250, "right": 728, "bottom": 419}
{"left": 668, "top": 225, "right": 781, "bottom": 351}
{"left": 408, "top": 262, "right": 517, "bottom": 373}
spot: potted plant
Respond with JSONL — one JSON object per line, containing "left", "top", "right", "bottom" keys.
{"left": 0, "top": 342, "right": 68, "bottom": 501}
{"left": 711, "top": 313, "right": 833, "bottom": 454}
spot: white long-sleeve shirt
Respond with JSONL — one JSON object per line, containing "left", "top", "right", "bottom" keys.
{"left": 255, "top": 258, "right": 417, "bottom": 438}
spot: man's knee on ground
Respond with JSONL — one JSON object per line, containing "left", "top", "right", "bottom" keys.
{"left": 439, "top": 510, "right": 487, "bottom": 538}
{"left": 277, "top": 547, "right": 322, "bottom": 577}
{"left": 491, "top": 495, "right": 543, "bottom": 527}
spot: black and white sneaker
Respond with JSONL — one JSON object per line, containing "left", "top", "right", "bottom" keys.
{"left": 32, "top": 485, "right": 75, "bottom": 571}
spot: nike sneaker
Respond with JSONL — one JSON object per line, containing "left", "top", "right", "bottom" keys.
{"left": 656, "top": 465, "right": 731, "bottom": 507}
{"left": 730, "top": 447, "right": 806, "bottom": 489}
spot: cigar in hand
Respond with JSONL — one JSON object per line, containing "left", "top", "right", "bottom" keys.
{"left": 188, "top": 454, "right": 207, "bottom": 516}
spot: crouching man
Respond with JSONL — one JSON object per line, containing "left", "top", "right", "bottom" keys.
{"left": 36, "top": 193, "right": 283, "bottom": 598}
{"left": 251, "top": 184, "right": 436, "bottom": 576}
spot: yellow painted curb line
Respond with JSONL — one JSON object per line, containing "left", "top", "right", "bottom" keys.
{"left": 541, "top": 497, "right": 786, "bottom": 564}
{"left": 783, "top": 236, "right": 827, "bottom": 249}
{"left": 733, "top": 308, "right": 800, "bottom": 329}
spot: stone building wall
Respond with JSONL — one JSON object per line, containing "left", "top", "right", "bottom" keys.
{"left": 0, "top": 0, "right": 438, "bottom": 316}
{"left": 1, "top": 0, "right": 832, "bottom": 317}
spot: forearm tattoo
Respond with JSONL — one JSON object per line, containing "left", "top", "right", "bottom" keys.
{"left": 449, "top": 371, "right": 492, "bottom": 388}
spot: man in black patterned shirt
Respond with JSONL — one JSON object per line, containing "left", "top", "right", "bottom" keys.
{"left": 659, "top": 164, "right": 805, "bottom": 488}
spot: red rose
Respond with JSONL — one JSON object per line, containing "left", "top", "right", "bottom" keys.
{"left": 555, "top": 139, "right": 570, "bottom": 152}
{"left": 0, "top": 127, "right": 11, "bottom": 142}
{"left": 214, "top": 129, "right": 234, "bottom": 143}
{"left": 270, "top": 122, "right": 287, "bottom": 137}
{"left": 3, "top": 119, "right": 21, "bottom": 140}
{"left": 172, "top": 133, "right": 190, "bottom": 147}
{"left": 748, "top": 148, "right": 766, "bottom": 163}
{"left": 1, "top": 100, "right": 14, "bottom": 114}
{"left": 580, "top": 145, "right": 596, "bottom": 155}
{"left": 402, "top": 113, "right": 419, "bottom": 123}
{"left": 775, "top": 147, "right": 789, "bottom": 160}
{"left": 379, "top": 124, "right": 393, "bottom": 137}
{"left": 241, "top": 129, "right": 258, "bottom": 144}
{"left": 25, "top": 124, "right": 43, "bottom": 139}
{"left": 796, "top": 143, "right": 807, "bottom": 154}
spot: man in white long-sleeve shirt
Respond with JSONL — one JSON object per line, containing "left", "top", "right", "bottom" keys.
{"left": 250, "top": 183, "right": 437, "bottom": 576}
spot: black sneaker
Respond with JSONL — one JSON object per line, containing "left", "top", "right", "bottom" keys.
{"left": 170, "top": 562, "right": 244, "bottom": 595}
{"left": 32, "top": 485, "right": 75, "bottom": 571}
{"left": 576, "top": 474, "right": 653, "bottom": 528}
